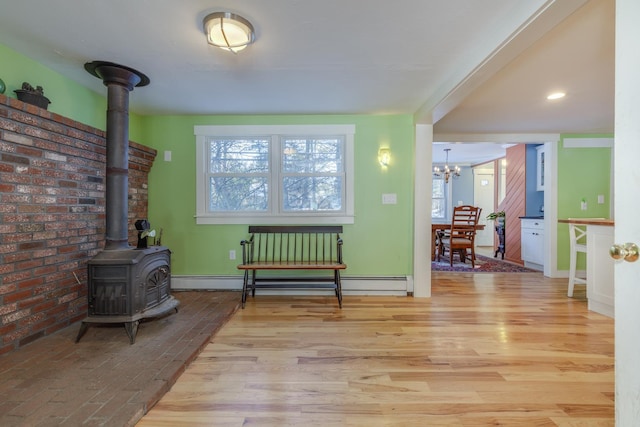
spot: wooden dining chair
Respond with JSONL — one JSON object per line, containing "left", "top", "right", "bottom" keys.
{"left": 437, "top": 205, "right": 482, "bottom": 267}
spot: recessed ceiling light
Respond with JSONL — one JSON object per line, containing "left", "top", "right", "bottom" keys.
{"left": 547, "top": 92, "right": 566, "bottom": 100}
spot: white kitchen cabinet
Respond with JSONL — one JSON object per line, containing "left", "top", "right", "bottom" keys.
{"left": 558, "top": 218, "right": 614, "bottom": 318}
{"left": 521, "top": 218, "right": 544, "bottom": 270}
{"left": 536, "top": 145, "right": 545, "bottom": 191}
{"left": 586, "top": 224, "right": 614, "bottom": 317}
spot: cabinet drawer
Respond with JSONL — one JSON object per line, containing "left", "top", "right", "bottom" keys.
{"left": 521, "top": 219, "right": 544, "bottom": 230}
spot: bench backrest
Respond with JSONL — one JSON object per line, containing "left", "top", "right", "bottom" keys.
{"left": 245, "top": 226, "right": 343, "bottom": 264}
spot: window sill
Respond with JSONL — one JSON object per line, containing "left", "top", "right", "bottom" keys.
{"left": 195, "top": 214, "right": 355, "bottom": 225}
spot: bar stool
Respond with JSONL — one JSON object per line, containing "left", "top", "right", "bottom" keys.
{"left": 568, "top": 224, "right": 587, "bottom": 297}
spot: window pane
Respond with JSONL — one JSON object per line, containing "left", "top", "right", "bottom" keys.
{"left": 209, "top": 177, "right": 268, "bottom": 211}
{"left": 432, "top": 178, "right": 446, "bottom": 218}
{"left": 432, "top": 179, "right": 445, "bottom": 197}
{"left": 208, "top": 138, "right": 269, "bottom": 173}
{"left": 282, "top": 176, "right": 342, "bottom": 211}
{"left": 432, "top": 199, "right": 445, "bottom": 218}
{"left": 282, "top": 138, "right": 343, "bottom": 173}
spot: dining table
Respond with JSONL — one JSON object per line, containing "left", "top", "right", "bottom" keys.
{"left": 431, "top": 220, "right": 486, "bottom": 261}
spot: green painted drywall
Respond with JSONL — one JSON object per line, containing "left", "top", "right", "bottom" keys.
{"left": 0, "top": 43, "right": 145, "bottom": 141}
{"left": 137, "top": 114, "right": 415, "bottom": 277}
{"left": 556, "top": 135, "right": 613, "bottom": 270}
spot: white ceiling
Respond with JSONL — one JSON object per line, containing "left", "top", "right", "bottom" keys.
{"left": 0, "top": 0, "right": 614, "bottom": 163}
{"left": 432, "top": 142, "right": 515, "bottom": 166}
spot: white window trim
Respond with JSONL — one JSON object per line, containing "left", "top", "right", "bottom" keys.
{"left": 194, "top": 124, "right": 355, "bottom": 225}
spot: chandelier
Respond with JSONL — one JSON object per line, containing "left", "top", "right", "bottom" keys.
{"left": 433, "top": 148, "right": 460, "bottom": 183}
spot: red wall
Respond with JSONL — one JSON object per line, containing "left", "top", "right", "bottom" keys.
{"left": 499, "top": 144, "right": 526, "bottom": 264}
{"left": 0, "top": 93, "right": 156, "bottom": 354}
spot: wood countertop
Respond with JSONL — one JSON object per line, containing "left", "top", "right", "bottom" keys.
{"left": 558, "top": 218, "right": 614, "bottom": 226}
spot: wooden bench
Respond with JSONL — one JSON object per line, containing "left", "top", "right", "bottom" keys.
{"left": 237, "top": 226, "right": 346, "bottom": 308}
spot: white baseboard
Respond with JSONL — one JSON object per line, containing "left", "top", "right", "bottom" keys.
{"left": 553, "top": 269, "right": 586, "bottom": 279}
{"left": 172, "top": 275, "right": 409, "bottom": 296}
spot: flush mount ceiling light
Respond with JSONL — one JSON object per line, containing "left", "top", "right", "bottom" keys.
{"left": 547, "top": 91, "right": 566, "bottom": 100}
{"left": 203, "top": 12, "right": 255, "bottom": 53}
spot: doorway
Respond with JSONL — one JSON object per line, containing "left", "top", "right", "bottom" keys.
{"left": 473, "top": 164, "right": 495, "bottom": 247}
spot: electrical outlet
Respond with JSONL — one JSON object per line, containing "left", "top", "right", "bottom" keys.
{"left": 229, "top": 250, "right": 236, "bottom": 260}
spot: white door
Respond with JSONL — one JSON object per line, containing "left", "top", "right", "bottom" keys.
{"left": 615, "top": 1, "right": 640, "bottom": 424}
{"left": 473, "top": 167, "right": 494, "bottom": 247}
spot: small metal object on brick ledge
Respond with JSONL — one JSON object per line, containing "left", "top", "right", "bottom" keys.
{"left": 14, "top": 81, "right": 50, "bottom": 109}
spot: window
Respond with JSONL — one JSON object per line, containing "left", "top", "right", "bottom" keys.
{"left": 194, "top": 125, "right": 355, "bottom": 224}
{"left": 432, "top": 177, "right": 446, "bottom": 219}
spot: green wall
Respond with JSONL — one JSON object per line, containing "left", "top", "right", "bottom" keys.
{"left": 0, "top": 43, "right": 144, "bottom": 141}
{"left": 556, "top": 135, "right": 613, "bottom": 270}
{"left": 137, "top": 114, "right": 416, "bottom": 277}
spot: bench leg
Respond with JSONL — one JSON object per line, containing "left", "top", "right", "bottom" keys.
{"left": 251, "top": 270, "right": 257, "bottom": 297}
{"left": 241, "top": 270, "right": 249, "bottom": 308}
{"left": 335, "top": 270, "right": 343, "bottom": 309}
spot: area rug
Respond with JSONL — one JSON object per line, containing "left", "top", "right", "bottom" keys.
{"left": 432, "top": 254, "right": 539, "bottom": 273}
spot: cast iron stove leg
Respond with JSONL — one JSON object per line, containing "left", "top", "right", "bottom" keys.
{"left": 75, "top": 321, "right": 89, "bottom": 343}
{"left": 124, "top": 320, "right": 140, "bottom": 345}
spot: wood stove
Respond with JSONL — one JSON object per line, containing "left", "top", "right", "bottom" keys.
{"left": 76, "top": 61, "right": 178, "bottom": 344}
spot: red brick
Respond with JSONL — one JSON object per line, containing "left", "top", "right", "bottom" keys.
{"left": 18, "top": 311, "right": 47, "bottom": 327}
{"left": 3, "top": 251, "right": 29, "bottom": 262}
{"left": 33, "top": 265, "right": 56, "bottom": 276}
{"left": 16, "top": 145, "right": 44, "bottom": 158}
{"left": 0, "top": 263, "right": 15, "bottom": 275}
{"left": 3, "top": 233, "right": 36, "bottom": 243}
{"left": 15, "top": 259, "right": 44, "bottom": 271}
{"left": 0, "top": 302, "right": 17, "bottom": 315}
{"left": 2, "top": 308, "right": 30, "bottom": 324}
{"left": 18, "top": 241, "right": 45, "bottom": 250}
{"left": 17, "top": 277, "right": 45, "bottom": 290}
{"left": 1, "top": 194, "right": 30, "bottom": 204}
{"left": 29, "top": 317, "right": 57, "bottom": 333}
{"left": 32, "top": 299, "right": 56, "bottom": 313}
{"left": 0, "top": 322, "right": 16, "bottom": 336}
{"left": 2, "top": 270, "right": 31, "bottom": 284}
{"left": 0, "top": 224, "right": 17, "bottom": 233}
{"left": 18, "top": 204, "right": 45, "bottom": 213}
{"left": 17, "top": 294, "right": 45, "bottom": 309}
{"left": 4, "top": 289, "right": 33, "bottom": 303}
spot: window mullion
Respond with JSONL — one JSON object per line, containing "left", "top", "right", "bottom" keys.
{"left": 271, "top": 135, "right": 281, "bottom": 215}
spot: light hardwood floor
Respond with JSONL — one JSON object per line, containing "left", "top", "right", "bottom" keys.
{"left": 137, "top": 273, "right": 614, "bottom": 426}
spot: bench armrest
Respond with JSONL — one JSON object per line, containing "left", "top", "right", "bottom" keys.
{"left": 239, "top": 235, "right": 254, "bottom": 265}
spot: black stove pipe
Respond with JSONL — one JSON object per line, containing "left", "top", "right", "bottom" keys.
{"left": 85, "top": 61, "right": 150, "bottom": 250}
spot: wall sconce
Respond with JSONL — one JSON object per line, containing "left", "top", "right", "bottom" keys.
{"left": 378, "top": 148, "right": 391, "bottom": 167}
{"left": 203, "top": 12, "right": 255, "bottom": 53}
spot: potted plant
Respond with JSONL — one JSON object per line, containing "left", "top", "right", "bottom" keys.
{"left": 486, "top": 211, "right": 505, "bottom": 225}
{"left": 14, "top": 82, "right": 50, "bottom": 110}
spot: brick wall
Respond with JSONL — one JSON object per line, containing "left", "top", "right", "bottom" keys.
{"left": 0, "top": 93, "right": 157, "bottom": 355}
